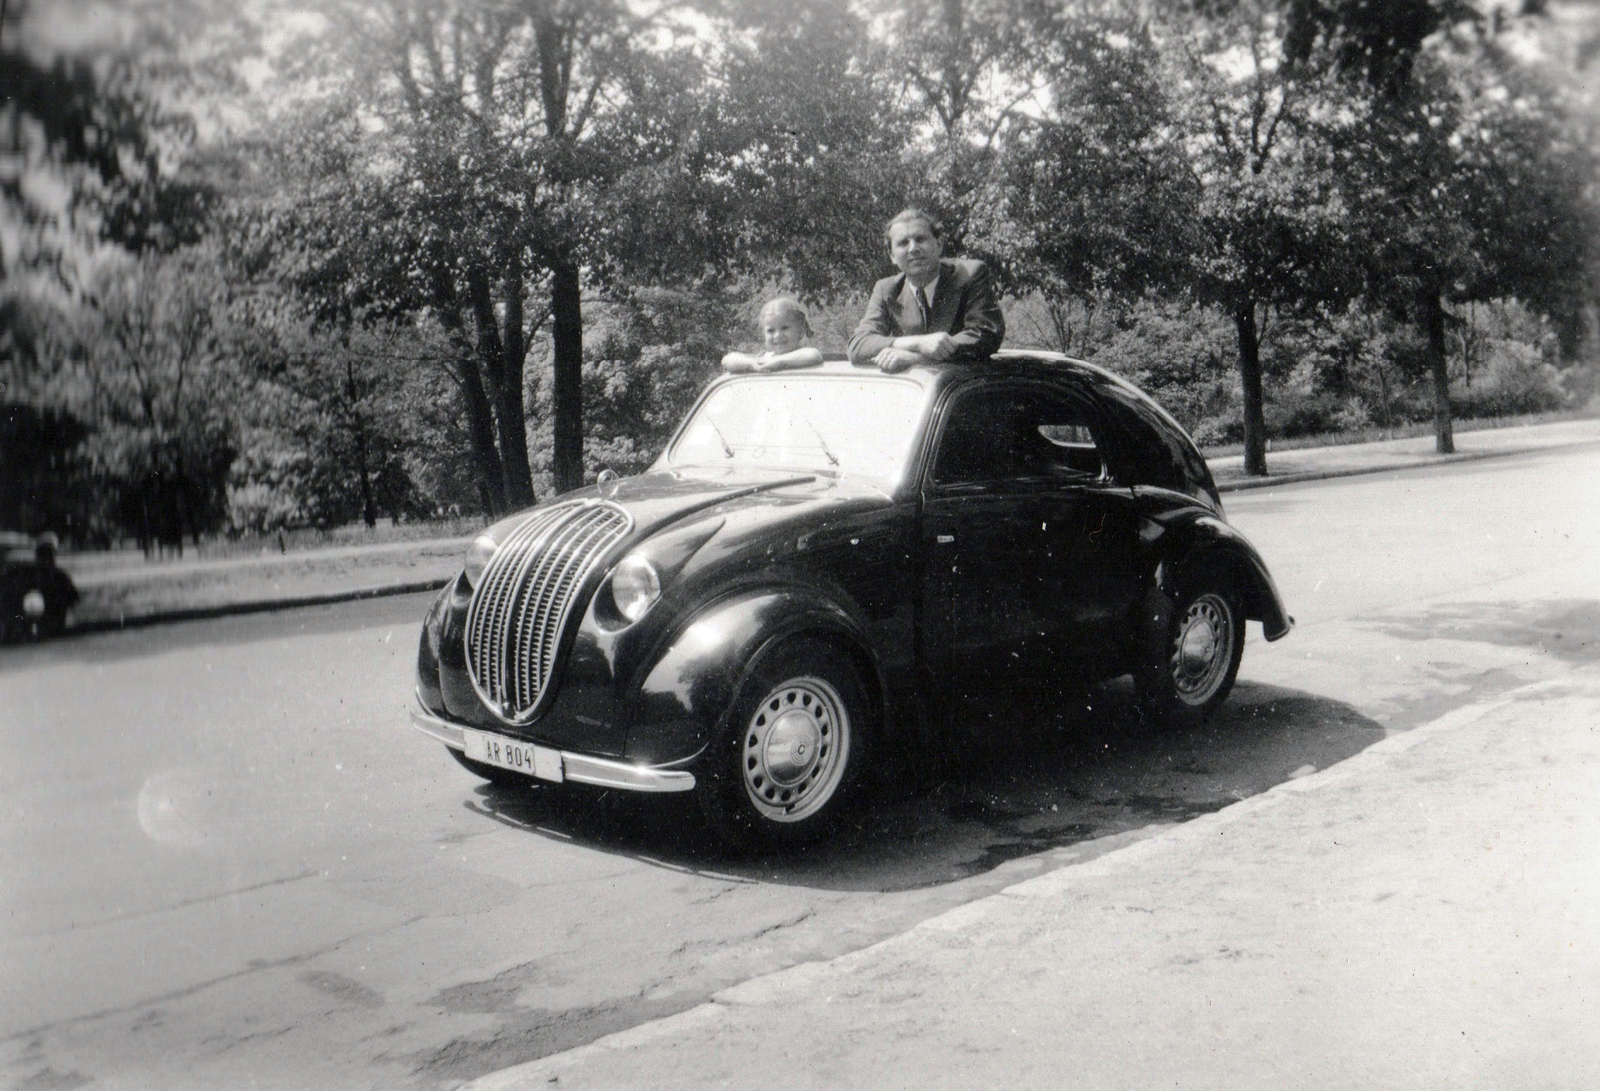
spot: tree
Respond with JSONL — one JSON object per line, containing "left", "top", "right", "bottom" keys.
{"left": 1307, "top": 1, "right": 1597, "bottom": 452}
{"left": 1154, "top": 0, "right": 1354, "bottom": 475}
{"left": 233, "top": 301, "right": 434, "bottom": 529}
{"left": 999, "top": 8, "right": 1198, "bottom": 351}
{"left": 695, "top": 0, "right": 911, "bottom": 298}
{"left": 53, "top": 250, "right": 241, "bottom": 553}
{"left": 0, "top": 0, "right": 216, "bottom": 282}
{"left": 867, "top": 0, "right": 1036, "bottom": 250}
{"left": 255, "top": 0, "right": 711, "bottom": 512}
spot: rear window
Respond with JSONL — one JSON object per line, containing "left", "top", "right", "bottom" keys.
{"left": 1093, "top": 381, "right": 1212, "bottom": 498}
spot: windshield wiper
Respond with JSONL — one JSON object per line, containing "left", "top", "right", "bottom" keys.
{"left": 704, "top": 414, "right": 735, "bottom": 459}
{"left": 803, "top": 418, "right": 840, "bottom": 467}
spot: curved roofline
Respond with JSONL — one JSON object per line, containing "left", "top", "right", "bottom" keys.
{"left": 803, "top": 350, "right": 1127, "bottom": 393}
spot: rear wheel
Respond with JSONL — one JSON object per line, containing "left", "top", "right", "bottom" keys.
{"left": 1135, "top": 582, "right": 1245, "bottom": 727}
{"left": 697, "top": 638, "right": 873, "bottom": 849}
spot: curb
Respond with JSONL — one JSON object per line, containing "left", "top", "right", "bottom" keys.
{"left": 60, "top": 578, "right": 450, "bottom": 637}
{"left": 1214, "top": 444, "right": 1520, "bottom": 493}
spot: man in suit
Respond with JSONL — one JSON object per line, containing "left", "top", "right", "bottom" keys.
{"left": 848, "top": 208, "right": 1005, "bottom": 372}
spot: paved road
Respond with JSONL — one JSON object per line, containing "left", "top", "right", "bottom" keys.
{"left": 3, "top": 442, "right": 1596, "bottom": 1090}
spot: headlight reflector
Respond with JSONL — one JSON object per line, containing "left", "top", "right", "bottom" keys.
{"left": 463, "top": 534, "right": 498, "bottom": 587}
{"left": 610, "top": 554, "right": 661, "bottom": 623}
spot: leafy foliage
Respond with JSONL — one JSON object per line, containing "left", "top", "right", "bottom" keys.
{"left": 5, "top": 0, "right": 1598, "bottom": 547}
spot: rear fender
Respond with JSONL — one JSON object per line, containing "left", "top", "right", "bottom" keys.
{"left": 1156, "top": 516, "right": 1293, "bottom": 642}
{"left": 624, "top": 588, "right": 882, "bottom": 765}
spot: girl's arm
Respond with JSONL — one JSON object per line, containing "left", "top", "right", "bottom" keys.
{"left": 753, "top": 347, "right": 823, "bottom": 372}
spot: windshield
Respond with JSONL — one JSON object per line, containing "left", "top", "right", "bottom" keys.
{"left": 667, "top": 374, "right": 930, "bottom": 486}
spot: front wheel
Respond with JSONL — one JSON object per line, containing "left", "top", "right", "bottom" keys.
{"left": 697, "top": 638, "right": 873, "bottom": 849}
{"left": 1135, "top": 583, "right": 1245, "bottom": 727}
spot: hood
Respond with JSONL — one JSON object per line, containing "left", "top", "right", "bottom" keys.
{"left": 482, "top": 466, "right": 888, "bottom": 548}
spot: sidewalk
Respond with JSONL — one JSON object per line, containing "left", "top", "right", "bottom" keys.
{"left": 466, "top": 665, "right": 1600, "bottom": 1091}
{"left": 1205, "top": 414, "right": 1600, "bottom": 489}
{"left": 51, "top": 416, "right": 1600, "bottom": 631}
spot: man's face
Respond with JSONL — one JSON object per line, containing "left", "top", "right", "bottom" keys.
{"left": 762, "top": 312, "right": 806, "bottom": 353}
{"left": 888, "top": 219, "right": 943, "bottom": 284}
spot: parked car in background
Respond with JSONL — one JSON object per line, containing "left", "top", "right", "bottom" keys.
{"left": 408, "top": 352, "right": 1292, "bottom": 847}
{"left": 0, "top": 532, "right": 79, "bottom": 642}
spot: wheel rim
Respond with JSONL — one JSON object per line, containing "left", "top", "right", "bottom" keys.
{"left": 741, "top": 676, "right": 850, "bottom": 823}
{"left": 1171, "top": 592, "right": 1234, "bottom": 706}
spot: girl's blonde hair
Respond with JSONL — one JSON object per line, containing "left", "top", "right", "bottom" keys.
{"left": 759, "top": 296, "right": 811, "bottom": 338}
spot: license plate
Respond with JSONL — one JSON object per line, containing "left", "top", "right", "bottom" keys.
{"left": 462, "top": 728, "right": 563, "bottom": 783}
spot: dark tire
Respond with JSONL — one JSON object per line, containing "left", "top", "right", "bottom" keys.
{"left": 447, "top": 745, "right": 532, "bottom": 790}
{"left": 696, "top": 637, "right": 874, "bottom": 850}
{"left": 1134, "top": 581, "right": 1245, "bottom": 727}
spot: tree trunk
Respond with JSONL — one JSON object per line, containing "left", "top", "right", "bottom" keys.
{"left": 550, "top": 257, "right": 584, "bottom": 495}
{"left": 468, "top": 263, "right": 536, "bottom": 510}
{"left": 459, "top": 360, "right": 508, "bottom": 516}
{"left": 428, "top": 274, "right": 506, "bottom": 515}
{"left": 1418, "top": 289, "right": 1454, "bottom": 454}
{"left": 452, "top": 293, "right": 510, "bottom": 516}
{"left": 499, "top": 258, "right": 535, "bottom": 508}
{"left": 1232, "top": 300, "right": 1269, "bottom": 477}
{"left": 347, "top": 358, "right": 376, "bottom": 528}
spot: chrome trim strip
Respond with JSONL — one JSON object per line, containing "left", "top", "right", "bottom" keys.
{"left": 410, "top": 698, "right": 465, "bottom": 749}
{"left": 560, "top": 752, "right": 696, "bottom": 793}
{"left": 407, "top": 706, "right": 696, "bottom": 793}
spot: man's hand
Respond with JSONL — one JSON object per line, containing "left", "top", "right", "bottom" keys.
{"left": 912, "top": 332, "right": 959, "bottom": 361}
{"left": 873, "top": 347, "right": 925, "bottom": 373}
{"left": 890, "top": 332, "right": 957, "bottom": 361}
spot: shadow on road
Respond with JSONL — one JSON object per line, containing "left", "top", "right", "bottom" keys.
{"left": 1370, "top": 598, "right": 1600, "bottom": 666}
{"left": 462, "top": 678, "right": 1385, "bottom": 892}
{"left": 1362, "top": 597, "right": 1600, "bottom": 730}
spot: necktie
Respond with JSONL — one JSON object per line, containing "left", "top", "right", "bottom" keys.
{"left": 916, "top": 286, "right": 932, "bottom": 330}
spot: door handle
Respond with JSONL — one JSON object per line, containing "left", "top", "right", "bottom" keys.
{"left": 936, "top": 534, "right": 955, "bottom": 544}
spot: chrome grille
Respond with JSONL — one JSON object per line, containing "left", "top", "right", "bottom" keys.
{"left": 464, "top": 500, "right": 632, "bottom": 723}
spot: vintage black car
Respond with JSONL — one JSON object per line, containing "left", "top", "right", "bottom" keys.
{"left": 409, "top": 352, "right": 1291, "bottom": 845}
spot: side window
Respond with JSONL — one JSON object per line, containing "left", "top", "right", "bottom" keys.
{"left": 933, "top": 385, "right": 1105, "bottom": 486}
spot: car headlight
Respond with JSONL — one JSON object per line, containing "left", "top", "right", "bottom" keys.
{"left": 463, "top": 534, "right": 498, "bottom": 588}
{"left": 610, "top": 554, "right": 661, "bottom": 623}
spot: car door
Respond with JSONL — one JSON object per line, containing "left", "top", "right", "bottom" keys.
{"left": 919, "top": 380, "right": 1140, "bottom": 723}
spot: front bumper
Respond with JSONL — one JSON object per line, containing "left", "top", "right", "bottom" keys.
{"left": 409, "top": 704, "right": 697, "bottom": 793}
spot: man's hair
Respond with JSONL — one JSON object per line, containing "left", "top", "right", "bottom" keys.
{"left": 884, "top": 207, "right": 941, "bottom": 244}
{"left": 759, "top": 296, "right": 811, "bottom": 337}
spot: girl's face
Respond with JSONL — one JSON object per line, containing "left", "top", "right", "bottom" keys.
{"left": 762, "top": 311, "right": 806, "bottom": 353}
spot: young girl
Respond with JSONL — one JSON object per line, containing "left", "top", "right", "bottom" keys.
{"left": 721, "top": 297, "right": 825, "bottom": 373}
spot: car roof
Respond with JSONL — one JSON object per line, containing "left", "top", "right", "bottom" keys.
{"left": 789, "top": 352, "right": 1205, "bottom": 465}
{"left": 778, "top": 351, "right": 1129, "bottom": 394}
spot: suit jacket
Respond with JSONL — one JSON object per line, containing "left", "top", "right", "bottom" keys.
{"left": 847, "top": 257, "right": 1005, "bottom": 366}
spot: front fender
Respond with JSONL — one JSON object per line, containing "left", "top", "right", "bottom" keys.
{"left": 1158, "top": 515, "right": 1293, "bottom": 641}
{"left": 623, "top": 587, "right": 873, "bottom": 765}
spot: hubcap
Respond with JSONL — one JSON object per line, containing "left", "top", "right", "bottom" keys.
{"left": 742, "top": 677, "right": 850, "bottom": 823}
{"left": 1171, "top": 593, "right": 1234, "bottom": 705}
